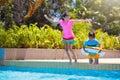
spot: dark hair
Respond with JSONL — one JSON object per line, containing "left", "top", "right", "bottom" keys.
{"left": 88, "top": 32, "right": 95, "bottom": 38}
{"left": 61, "top": 12, "right": 70, "bottom": 20}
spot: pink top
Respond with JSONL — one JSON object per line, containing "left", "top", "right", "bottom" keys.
{"left": 59, "top": 19, "right": 74, "bottom": 40}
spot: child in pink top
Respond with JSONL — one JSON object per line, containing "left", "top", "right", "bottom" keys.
{"left": 59, "top": 12, "right": 92, "bottom": 63}
{"left": 59, "top": 19, "right": 74, "bottom": 40}
{"left": 44, "top": 12, "right": 91, "bottom": 63}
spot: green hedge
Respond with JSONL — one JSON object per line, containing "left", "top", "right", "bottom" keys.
{"left": 0, "top": 22, "right": 120, "bottom": 49}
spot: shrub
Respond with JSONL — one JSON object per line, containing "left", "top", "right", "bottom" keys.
{"left": 0, "top": 23, "right": 120, "bottom": 50}
{"left": 0, "top": 23, "right": 7, "bottom": 47}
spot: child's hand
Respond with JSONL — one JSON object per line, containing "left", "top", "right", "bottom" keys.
{"left": 98, "top": 50, "right": 102, "bottom": 53}
{"left": 85, "top": 19, "right": 92, "bottom": 22}
{"left": 44, "top": 14, "right": 47, "bottom": 18}
{"left": 85, "top": 50, "right": 89, "bottom": 53}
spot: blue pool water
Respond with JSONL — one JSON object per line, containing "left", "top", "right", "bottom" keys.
{"left": 0, "top": 66, "right": 120, "bottom": 80}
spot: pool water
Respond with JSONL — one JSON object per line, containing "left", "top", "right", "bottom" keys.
{"left": 0, "top": 66, "right": 120, "bottom": 80}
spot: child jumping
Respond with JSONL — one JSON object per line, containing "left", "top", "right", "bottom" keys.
{"left": 44, "top": 12, "right": 91, "bottom": 63}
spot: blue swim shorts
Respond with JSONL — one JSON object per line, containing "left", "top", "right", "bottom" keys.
{"left": 61, "top": 39, "right": 76, "bottom": 44}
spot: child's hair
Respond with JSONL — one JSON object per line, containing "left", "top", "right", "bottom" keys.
{"left": 88, "top": 32, "right": 95, "bottom": 38}
{"left": 61, "top": 12, "right": 70, "bottom": 20}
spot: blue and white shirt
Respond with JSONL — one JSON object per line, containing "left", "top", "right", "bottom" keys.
{"left": 83, "top": 39, "right": 100, "bottom": 47}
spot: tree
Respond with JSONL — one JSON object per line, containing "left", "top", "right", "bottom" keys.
{"left": 11, "top": 0, "right": 29, "bottom": 26}
{"left": 0, "top": 0, "right": 13, "bottom": 29}
{"left": 0, "top": 0, "right": 120, "bottom": 35}
{"left": 100, "top": 0, "right": 120, "bottom": 35}
{"left": 24, "top": 0, "right": 44, "bottom": 18}
{"left": 0, "top": 0, "right": 10, "bottom": 8}
{"left": 72, "top": 0, "right": 120, "bottom": 35}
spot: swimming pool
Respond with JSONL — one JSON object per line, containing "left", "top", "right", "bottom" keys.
{"left": 0, "top": 66, "right": 120, "bottom": 80}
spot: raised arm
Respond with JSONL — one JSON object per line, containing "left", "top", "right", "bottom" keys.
{"left": 44, "top": 14, "right": 59, "bottom": 27}
{"left": 44, "top": 14, "right": 54, "bottom": 23}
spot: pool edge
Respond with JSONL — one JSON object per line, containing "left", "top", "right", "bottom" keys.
{"left": 3, "top": 60, "right": 120, "bottom": 70}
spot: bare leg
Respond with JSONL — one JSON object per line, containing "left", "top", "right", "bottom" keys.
{"left": 89, "top": 58, "right": 93, "bottom": 64}
{"left": 69, "top": 44, "right": 77, "bottom": 63}
{"left": 94, "top": 58, "right": 99, "bottom": 64}
{"left": 92, "top": 58, "right": 95, "bottom": 64}
{"left": 64, "top": 43, "right": 72, "bottom": 63}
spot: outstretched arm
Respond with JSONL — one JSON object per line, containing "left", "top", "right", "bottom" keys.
{"left": 44, "top": 14, "right": 59, "bottom": 27}
{"left": 44, "top": 14, "right": 54, "bottom": 23}
{"left": 73, "top": 19, "right": 92, "bottom": 23}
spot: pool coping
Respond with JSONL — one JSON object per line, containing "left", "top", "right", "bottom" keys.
{"left": 3, "top": 58, "right": 120, "bottom": 70}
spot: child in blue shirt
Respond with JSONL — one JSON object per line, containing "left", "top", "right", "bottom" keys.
{"left": 83, "top": 30, "right": 102, "bottom": 64}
